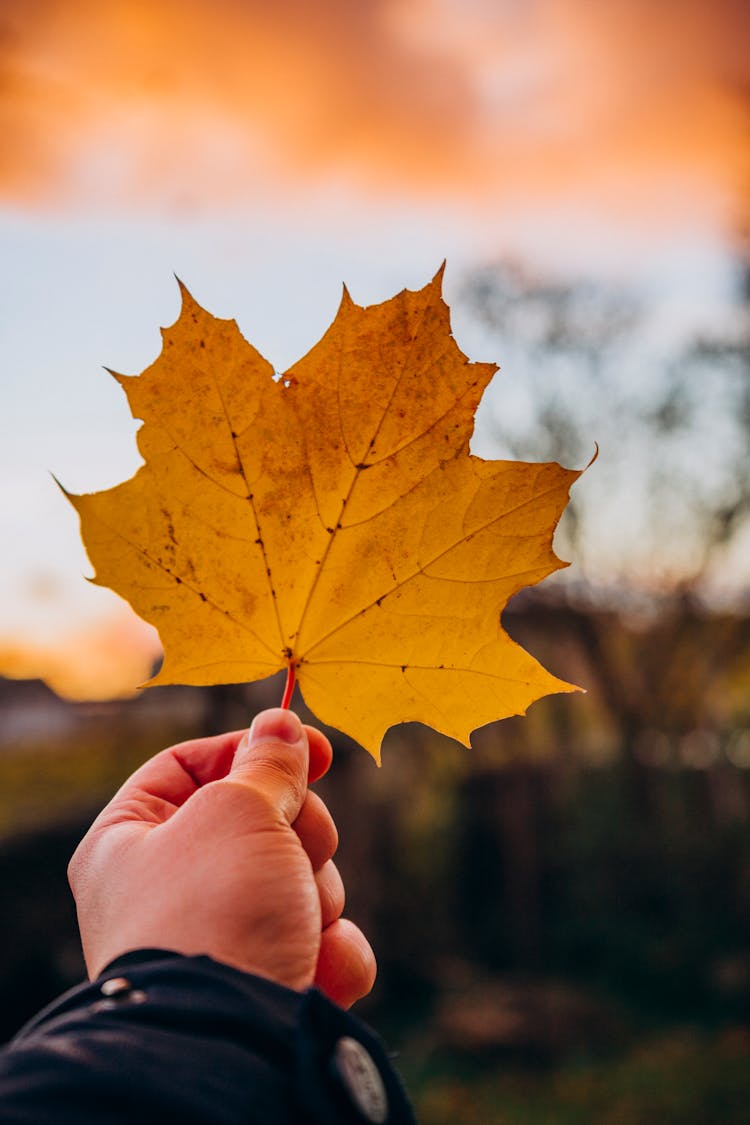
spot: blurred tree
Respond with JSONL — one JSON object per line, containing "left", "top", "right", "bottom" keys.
{"left": 458, "top": 256, "right": 750, "bottom": 605}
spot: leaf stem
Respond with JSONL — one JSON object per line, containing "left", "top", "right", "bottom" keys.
{"left": 280, "top": 663, "right": 296, "bottom": 710}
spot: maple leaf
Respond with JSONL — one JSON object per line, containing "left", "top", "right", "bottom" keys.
{"left": 67, "top": 269, "right": 583, "bottom": 761}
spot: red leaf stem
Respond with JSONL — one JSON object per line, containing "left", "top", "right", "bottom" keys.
{"left": 280, "top": 663, "right": 296, "bottom": 710}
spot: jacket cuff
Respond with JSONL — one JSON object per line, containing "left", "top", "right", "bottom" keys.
{"left": 13, "top": 949, "right": 415, "bottom": 1124}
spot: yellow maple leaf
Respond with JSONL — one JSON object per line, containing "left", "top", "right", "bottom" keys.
{"left": 67, "top": 268, "right": 582, "bottom": 760}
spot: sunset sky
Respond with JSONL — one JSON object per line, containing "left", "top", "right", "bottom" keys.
{"left": 1, "top": 0, "right": 748, "bottom": 697}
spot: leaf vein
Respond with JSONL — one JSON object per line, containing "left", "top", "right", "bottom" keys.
{"left": 83, "top": 502, "right": 278, "bottom": 660}
{"left": 291, "top": 284, "right": 441, "bottom": 649}
{"left": 303, "top": 480, "right": 567, "bottom": 657}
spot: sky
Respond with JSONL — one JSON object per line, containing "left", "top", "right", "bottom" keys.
{"left": 1, "top": 0, "right": 748, "bottom": 697}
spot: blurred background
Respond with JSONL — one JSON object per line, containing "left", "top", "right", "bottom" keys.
{"left": 1, "top": 0, "right": 750, "bottom": 1119}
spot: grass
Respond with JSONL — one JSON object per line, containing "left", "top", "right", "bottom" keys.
{"left": 401, "top": 1027, "right": 750, "bottom": 1124}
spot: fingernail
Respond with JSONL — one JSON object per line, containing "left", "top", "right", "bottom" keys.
{"left": 248, "top": 708, "right": 303, "bottom": 746}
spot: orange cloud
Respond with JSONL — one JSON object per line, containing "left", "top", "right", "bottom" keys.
{"left": 0, "top": 610, "right": 161, "bottom": 700}
{"left": 1, "top": 0, "right": 748, "bottom": 219}
{"left": 0, "top": 0, "right": 475, "bottom": 205}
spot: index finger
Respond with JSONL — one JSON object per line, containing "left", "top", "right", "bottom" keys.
{"left": 109, "top": 729, "right": 245, "bottom": 814}
{"left": 110, "top": 720, "right": 333, "bottom": 814}
{"left": 306, "top": 725, "right": 333, "bottom": 783}
{"left": 170, "top": 722, "right": 332, "bottom": 788}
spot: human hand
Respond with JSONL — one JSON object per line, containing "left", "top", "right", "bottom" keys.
{"left": 68, "top": 708, "right": 375, "bottom": 1008}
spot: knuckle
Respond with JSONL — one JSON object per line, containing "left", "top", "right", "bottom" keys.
{"left": 67, "top": 834, "right": 92, "bottom": 891}
{"left": 221, "top": 777, "right": 280, "bottom": 823}
{"left": 254, "top": 753, "right": 306, "bottom": 809}
{"left": 309, "top": 791, "right": 339, "bottom": 851}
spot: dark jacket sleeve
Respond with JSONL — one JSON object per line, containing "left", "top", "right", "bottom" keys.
{"left": 0, "top": 950, "right": 415, "bottom": 1124}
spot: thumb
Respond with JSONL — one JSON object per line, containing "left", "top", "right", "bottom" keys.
{"left": 229, "top": 708, "right": 309, "bottom": 824}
